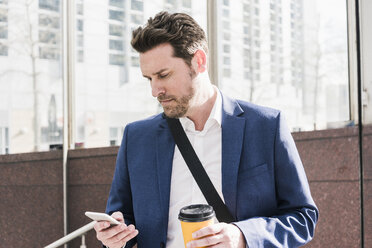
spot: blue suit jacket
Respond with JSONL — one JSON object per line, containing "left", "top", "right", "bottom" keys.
{"left": 106, "top": 94, "right": 318, "bottom": 248}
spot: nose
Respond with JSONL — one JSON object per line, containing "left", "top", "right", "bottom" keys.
{"left": 151, "top": 79, "right": 165, "bottom": 98}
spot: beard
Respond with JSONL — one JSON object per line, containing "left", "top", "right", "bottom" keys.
{"left": 158, "top": 88, "right": 194, "bottom": 118}
{"left": 158, "top": 67, "right": 196, "bottom": 118}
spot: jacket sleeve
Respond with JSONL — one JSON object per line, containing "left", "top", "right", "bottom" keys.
{"left": 105, "top": 125, "right": 137, "bottom": 248}
{"left": 234, "top": 112, "right": 319, "bottom": 248}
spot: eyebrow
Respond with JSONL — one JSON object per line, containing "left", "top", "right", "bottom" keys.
{"left": 143, "top": 68, "right": 169, "bottom": 78}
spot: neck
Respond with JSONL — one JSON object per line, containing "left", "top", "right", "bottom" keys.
{"left": 186, "top": 84, "right": 217, "bottom": 131}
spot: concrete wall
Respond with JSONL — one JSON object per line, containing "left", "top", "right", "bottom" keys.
{"left": 0, "top": 126, "right": 370, "bottom": 247}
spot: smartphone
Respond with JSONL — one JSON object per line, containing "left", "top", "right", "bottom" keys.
{"left": 85, "top": 211, "right": 121, "bottom": 225}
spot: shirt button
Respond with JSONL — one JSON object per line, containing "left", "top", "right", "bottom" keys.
{"left": 160, "top": 242, "right": 165, "bottom": 248}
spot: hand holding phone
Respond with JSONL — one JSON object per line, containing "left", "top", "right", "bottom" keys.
{"left": 85, "top": 211, "right": 121, "bottom": 225}
{"left": 91, "top": 211, "right": 139, "bottom": 248}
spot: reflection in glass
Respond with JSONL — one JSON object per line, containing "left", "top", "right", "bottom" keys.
{"left": 109, "top": 24, "right": 124, "bottom": 37}
{"left": 131, "top": 0, "right": 143, "bottom": 11}
{"left": 109, "top": 54, "right": 125, "bottom": 66}
{"left": 0, "top": 43, "right": 6, "bottom": 55}
{"left": 0, "top": 0, "right": 63, "bottom": 154}
{"left": 0, "top": 25, "right": 6, "bottom": 38}
{"left": 109, "top": 40, "right": 124, "bottom": 51}
{"left": 131, "top": 14, "right": 143, "bottom": 25}
{"left": 39, "top": 0, "right": 60, "bottom": 12}
{"left": 218, "top": 0, "right": 349, "bottom": 131}
{"left": 39, "top": 14, "right": 60, "bottom": 29}
{"left": 109, "top": 10, "right": 124, "bottom": 21}
{"left": 0, "top": 8, "right": 7, "bottom": 22}
{"left": 110, "top": 0, "right": 125, "bottom": 8}
{"left": 75, "top": 1, "right": 206, "bottom": 148}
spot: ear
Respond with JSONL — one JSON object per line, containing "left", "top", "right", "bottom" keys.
{"left": 191, "top": 49, "right": 207, "bottom": 73}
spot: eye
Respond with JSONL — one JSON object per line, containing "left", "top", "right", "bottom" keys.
{"left": 158, "top": 73, "right": 169, "bottom": 79}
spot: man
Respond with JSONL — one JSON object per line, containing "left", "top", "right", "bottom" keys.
{"left": 94, "top": 11, "right": 318, "bottom": 248}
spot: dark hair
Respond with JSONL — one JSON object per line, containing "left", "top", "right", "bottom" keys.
{"left": 131, "top": 11, "right": 208, "bottom": 66}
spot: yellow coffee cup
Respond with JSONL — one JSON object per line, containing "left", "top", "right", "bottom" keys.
{"left": 178, "top": 204, "right": 215, "bottom": 248}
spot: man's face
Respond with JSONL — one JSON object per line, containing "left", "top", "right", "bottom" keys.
{"left": 140, "top": 43, "right": 197, "bottom": 118}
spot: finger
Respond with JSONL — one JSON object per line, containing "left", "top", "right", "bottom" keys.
{"left": 99, "top": 223, "right": 128, "bottom": 240}
{"left": 122, "top": 225, "right": 139, "bottom": 243}
{"left": 94, "top": 221, "right": 111, "bottom": 232}
{"left": 209, "top": 243, "right": 226, "bottom": 248}
{"left": 187, "top": 233, "right": 224, "bottom": 248}
{"left": 106, "top": 225, "right": 139, "bottom": 246}
{"left": 192, "top": 223, "right": 225, "bottom": 239}
{"left": 110, "top": 226, "right": 139, "bottom": 245}
{"left": 111, "top": 211, "right": 124, "bottom": 222}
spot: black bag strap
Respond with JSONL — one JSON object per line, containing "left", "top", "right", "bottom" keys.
{"left": 166, "top": 117, "right": 235, "bottom": 223}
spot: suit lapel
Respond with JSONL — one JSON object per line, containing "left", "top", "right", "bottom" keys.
{"left": 156, "top": 117, "right": 175, "bottom": 232}
{"left": 221, "top": 94, "right": 245, "bottom": 218}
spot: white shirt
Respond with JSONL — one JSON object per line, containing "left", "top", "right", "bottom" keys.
{"left": 166, "top": 88, "right": 224, "bottom": 248}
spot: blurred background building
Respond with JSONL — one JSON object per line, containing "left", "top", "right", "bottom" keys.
{"left": 1, "top": 0, "right": 372, "bottom": 247}
{"left": 0, "top": 0, "right": 350, "bottom": 154}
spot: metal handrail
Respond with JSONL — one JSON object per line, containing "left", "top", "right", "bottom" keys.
{"left": 44, "top": 221, "right": 96, "bottom": 248}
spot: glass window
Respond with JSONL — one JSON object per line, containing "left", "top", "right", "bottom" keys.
{"left": 39, "top": 46, "right": 60, "bottom": 60}
{"left": 109, "top": 39, "right": 124, "bottom": 51}
{"left": 0, "top": 25, "right": 7, "bottom": 38}
{"left": 39, "top": 14, "right": 60, "bottom": 29}
{"left": 39, "top": 30, "right": 59, "bottom": 45}
{"left": 76, "top": 1, "right": 84, "bottom": 63}
{"left": 243, "top": 59, "right": 251, "bottom": 68}
{"left": 0, "top": 1, "right": 63, "bottom": 154}
{"left": 218, "top": 0, "right": 349, "bottom": 131}
{"left": 182, "top": 0, "right": 191, "bottom": 8}
{"left": 223, "top": 68, "right": 231, "bottom": 78}
{"left": 112, "top": 127, "right": 124, "bottom": 145}
{"left": 223, "top": 56, "right": 230, "bottom": 65}
{"left": 223, "top": 32, "right": 230, "bottom": 41}
{"left": 39, "top": 0, "right": 60, "bottom": 12}
{"left": 109, "top": 0, "right": 125, "bottom": 8}
{"left": 131, "top": 0, "right": 143, "bottom": 11}
{"left": 223, "top": 44, "right": 230, "bottom": 53}
{"left": 223, "top": 8, "right": 229, "bottom": 17}
{"left": 223, "top": 20, "right": 230, "bottom": 29}
{"left": 255, "top": 51, "right": 260, "bottom": 59}
{"left": 77, "top": 34, "right": 84, "bottom": 47}
{"left": 244, "top": 71, "right": 250, "bottom": 80}
{"left": 0, "top": 8, "right": 7, "bottom": 22}
{"left": 165, "top": 0, "right": 177, "bottom": 6}
{"left": 109, "top": 54, "right": 125, "bottom": 66}
{"left": 131, "top": 14, "right": 143, "bottom": 24}
{"left": 77, "top": 50, "right": 84, "bottom": 62}
{"left": 0, "top": 42, "right": 7, "bottom": 55}
{"left": 131, "top": 56, "right": 139, "bottom": 67}
{"left": 77, "top": 3, "right": 84, "bottom": 15}
{"left": 109, "top": 24, "right": 124, "bottom": 36}
{"left": 74, "top": 1, "right": 207, "bottom": 148}
{"left": 0, "top": 127, "right": 9, "bottom": 154}
{"left": 77, "top": 19, "right": 84, "bottom": 31}
{"left": 243, "top": 48, "right": 250, "bottom": 57}
{"left": 109, "top": 10, "right": 124, "bottom": 21}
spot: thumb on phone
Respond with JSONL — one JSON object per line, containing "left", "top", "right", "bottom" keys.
{"left": 111, "top": 211, "right": 124, "bottom": 223}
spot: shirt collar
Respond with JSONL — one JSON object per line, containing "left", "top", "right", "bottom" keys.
{"left": 179, "top": 86, "right": 222, "bottom": 132}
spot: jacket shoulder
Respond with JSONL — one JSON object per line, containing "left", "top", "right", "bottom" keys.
{"left": 236, "top": 100, "right": 281, "bottom": 121}
{"left": 125, "top": 113, "right": 164, "bottom": 131}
